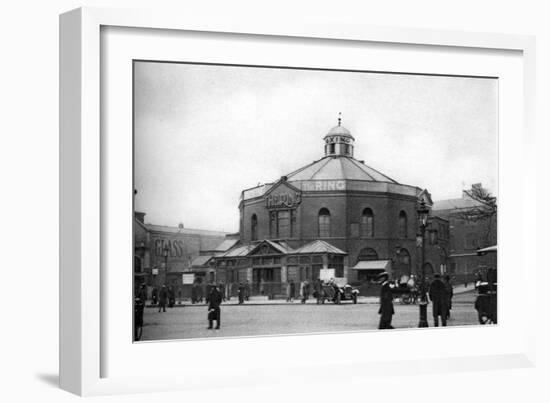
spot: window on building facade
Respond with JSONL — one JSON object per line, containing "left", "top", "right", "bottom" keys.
{"left": 329, "top": 255, "right": 344, "bottom": 277}
{"left": 277, "top": 210, "right": 290, "bottom": 238}
{"left": 251, "top": 214, "right": 258, "bottom": 241}
{"left": 429, "top": 230, "right": 437, "bottom": 245}
{"left": 360, "top": 208, "right": 374, "bottom": 237}
{"left": 269, "top": 210, "right": 295, "bottom": 239}
{"left": 357, "top": 247, "right": 378, "bottom": 262}
{"left": 318, "top": 208, "right": 331, "bottom": 237}
{"left": 398, "top": 211, "right": 407, "bottom": 238}
{"left": 328, "top": 144, "right": 335, "bottom": 154}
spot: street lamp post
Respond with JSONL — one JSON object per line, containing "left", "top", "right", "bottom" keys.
{"left": 162, "top": 245, "right": 170, "bottom": 285}
{"left": 417, "top": 200, "right": 430, "bottom": 328}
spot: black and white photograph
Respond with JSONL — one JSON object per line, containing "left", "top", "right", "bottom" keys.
{"left": 132, "top": 61, "right": 498, "bottom": 342}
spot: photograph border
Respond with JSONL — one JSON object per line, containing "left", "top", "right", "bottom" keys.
{"left": 60, "top": 6, "right": 536, "bottom": 396}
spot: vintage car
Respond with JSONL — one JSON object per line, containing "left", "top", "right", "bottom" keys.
{"left": 318, "top": 283, "right": 359, "bottom": 304}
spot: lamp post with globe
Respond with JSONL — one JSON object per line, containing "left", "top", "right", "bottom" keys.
{"left": 417, "top": 200, "right": 430, "bottom": 328}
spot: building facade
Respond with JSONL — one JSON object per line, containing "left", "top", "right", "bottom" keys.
{"left": 432, "top": 184, "right": 497, "bottom": 283}
{"left": 133, "top": 212, "right": 227, "bottom": 295}
{"left": 211, "top": 120, "right": 449, "bottom": 296}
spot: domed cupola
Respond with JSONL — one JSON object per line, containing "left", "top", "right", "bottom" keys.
{"left": 324, "top": 113, "right": 355, "bottom": 157}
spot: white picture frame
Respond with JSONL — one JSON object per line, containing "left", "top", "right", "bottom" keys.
{"left": 59, "top": 7, "right": 536, "bottom": 396}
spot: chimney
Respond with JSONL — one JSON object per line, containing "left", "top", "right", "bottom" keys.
{"left": 134, "top": 211, "right": 146, "bottom": 223}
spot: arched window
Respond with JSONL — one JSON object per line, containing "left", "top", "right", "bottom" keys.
{"left": 251, "top": 214, "right": 258, "bottom": 241}
{"left": 360, "top": 208, "right": 374, "bottom": 237}
{"left": 357, "top": 247, "right": 378, "bottom": 262}
{"left": 398, "top": 211, "right": 408, "bottom": 238}
{"left": 318, "top": 208, "right": 331, "bottom": 238}
{"left": 394, "top": 247, "right": 411, "bottom": 278}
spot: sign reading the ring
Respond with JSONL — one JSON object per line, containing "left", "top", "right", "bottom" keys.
{"left": 265, "top": 192, "right": 302, "bottom": 209}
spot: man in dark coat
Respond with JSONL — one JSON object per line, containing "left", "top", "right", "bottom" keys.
{"left": 158, "top": 284, "right": 168, "bottom": 313}
{"left": 168, "top": 286, "right": 175, "bottom": 308}
{"left": 137, "top": 283, "right": 147, "bottom": 305}
{"left": 238, "top": 282, "right": 245, "bottom": 304}
{"left": 444, "top": 275, "right": 453, "bottom": 319}
{"left": 429, "top": 274, "right": 448, "bottom": 326}
{"left": 244, "top": 280, "right": 250, "bottom": 301}
{"left": 207, "top": 285, "right": 223, "bottom": 329}
{"left": 378, "top": 272, "right": 395, "bottom": 329}
{"left": 289, "top": 280, "right": 295, "bottom": 302}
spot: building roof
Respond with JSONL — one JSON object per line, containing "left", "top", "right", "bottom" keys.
{"left": 325, "top": 124, "right": 354, "bottom": 139}
{"left": 292, "top": 240, "right": 347, "bottom": 255}
{"left": 285, "top": 156, "right": 399, "bottom": 183}
{"left": 212, "top": 239, "right": 239, "bottom": 252}
{"left": 219, "top": 244, "right": 256, "bottom": 257}
{"left": 142, "top": 223, "right": 227, "bottom": 237}
{"left": 432, "top": 197, "right": 484, "bottom": 211}
{"left": 190, "top": 255, "right": 214, "bottom": 267}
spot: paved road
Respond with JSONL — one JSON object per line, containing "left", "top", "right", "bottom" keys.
{"left": 140, "top": 293, "right": 482, "bottom": 341}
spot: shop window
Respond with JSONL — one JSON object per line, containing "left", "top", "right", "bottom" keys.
{"left": 360, "top": 208, "right": 374, "bottom": 237}
{"left": 318, "top": 208, "right": 331, "bottom": 238}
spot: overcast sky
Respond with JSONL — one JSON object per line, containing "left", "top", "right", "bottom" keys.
{"left": 134, "top": 61, "right": 497, "bottom": 232}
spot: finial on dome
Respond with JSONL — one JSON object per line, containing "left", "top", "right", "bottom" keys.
{"left": 338, "top": 112, "right": 342, "bottom": 126}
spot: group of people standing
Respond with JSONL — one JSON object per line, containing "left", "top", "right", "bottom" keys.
{"left": 286, "top": 279, "right": 323, "bottom": 303}
{"left": 378, "top": 272, "right": 454, "bottom": 330}
{"left": 150, "top": 284, "right": 179, "bottom": 312}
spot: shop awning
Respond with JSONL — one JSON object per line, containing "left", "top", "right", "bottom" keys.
{"left": 477, "top": 245, "right": 497, "bottom": 255}
{"left": 352, "top": 260, "right": 391, "bottom": 271}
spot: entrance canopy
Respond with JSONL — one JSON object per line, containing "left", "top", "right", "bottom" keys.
{"left": 352, "top": 260, "right": 391, "bottom": 271}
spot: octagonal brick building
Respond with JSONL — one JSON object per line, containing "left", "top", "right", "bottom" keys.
{"left": 214, "top": 119, "right": 445, "bottom": 294}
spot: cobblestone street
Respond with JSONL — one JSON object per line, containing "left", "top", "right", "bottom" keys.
{"left": 140, "top": 291, "right": 482, "bottom": 341}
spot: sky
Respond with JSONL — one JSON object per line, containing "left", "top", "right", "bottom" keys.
{"left": 134, "top": 61, "right": 498, "bottom": 232}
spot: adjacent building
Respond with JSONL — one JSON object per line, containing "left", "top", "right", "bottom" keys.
{"left": 432, "top": 184, "right": 497, "bottom": 283}
{"left": 133, "top": 212, "right": 227, "bottom": 295}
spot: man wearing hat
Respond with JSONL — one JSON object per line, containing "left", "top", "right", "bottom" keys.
{"left": 377, "top": 272, "right": 395, "bottom": 329}
{"left": 158, "top": 284, "right": 168, "bottom": 313}
{"left": 428, "top": 273, "right": 448, "bottom": 327}
{"left": 207, "top": 284, "right": 223, "bottom": 329}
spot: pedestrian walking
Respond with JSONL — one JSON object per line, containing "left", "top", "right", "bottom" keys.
{"left": 444, "top": 274, "right": 453, "bottom": 319}
{"left": 244, "top": 280, "right": 250, "bottom": 301}
{"left": 377, "top": 272, "right": 395, "bottom": 329}
{"left": 238, "top": 282, "right": 245, "bottom": 304}
{"left": 218, "top": 282, "right": 226, "bottom": 302}
{"left": 314, "top": 278, "right": 323, "bottom": 304}
{"left": 158, "top": 284, "right": 168, "bottom": 313}
{"left": 300, "top": 280, "right": 309, "bottom": 304}
{"left": 289, "top": 280, "right": 295, "bottom": 302}
{"left": 286, "top": 280, "right": 296, "bottom": 302}
{"left": 168, "top": 285, "right": 175, "bottom": 308}
{"left": 428, "top": 274, "right": 448, "bottom": 326}
{"left": 137, "top": 283, "right": 147, "bottom": 305}
{"left": 207, "top": 285, "right": 223, "bottom": 329}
